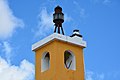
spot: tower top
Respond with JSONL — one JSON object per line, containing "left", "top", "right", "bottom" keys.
{"left": 53, "top": 6, "right": 64, "bottom": 35}
{"left": 32, "top": 33, "right": 86, "bottom": 51}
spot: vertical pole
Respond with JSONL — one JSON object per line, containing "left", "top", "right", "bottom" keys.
{"left": 54, "top": 26, "right": 57, "bottom": 33}
{"left": 58, "top": 26, "right": 60, "bottom": 34}
{"left": 61, "top": 26, "right": 64, "bottom": 35}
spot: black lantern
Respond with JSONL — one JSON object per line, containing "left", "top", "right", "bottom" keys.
{"left": 53, "top": 6, "right": 64, "bottom": 35}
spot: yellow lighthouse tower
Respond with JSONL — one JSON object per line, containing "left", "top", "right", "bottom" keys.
{"left": 32, "top": 6, "right": 86, "bottom": 80}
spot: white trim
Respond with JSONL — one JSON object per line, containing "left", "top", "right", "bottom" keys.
{"left": 32, "top": 33, "right": 86, "bottom": 51}
{"left": 73, "top": 32, "right": 80, "bottom": 34}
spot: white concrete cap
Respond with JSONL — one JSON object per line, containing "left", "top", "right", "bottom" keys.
{"left": 32, "top": 33, "right": 86, "bottom": 51}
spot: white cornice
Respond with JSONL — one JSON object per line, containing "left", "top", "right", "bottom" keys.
{"left": 32, "top": 33, "right": 86, "bottom": 51}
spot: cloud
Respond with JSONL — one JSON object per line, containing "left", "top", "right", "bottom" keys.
{"left": 35, "top": 8, "right": 53, "bottom": 37}
{"left": 91, "top": 0, "right": 111, "bottom": 5}
{"left": 73, "top": 1, "right": 79, "bottom": 5}
{"left": 97, "top": 73, "right": 104, "bottom": 80}
{"left": 0, "top": 0, "right": 24, "bottom": 40}
{"left": 103, "top": 0, "right": 111, "bottom": 5}
{"left": 64, "top": 14, "right": 72, "bottom": 22}
{"left": 2, "top": 41, "right": 12, "bottom": 63}
{"left": 34, "top": 7, "right": 72, "bottom": 38}
{"left": 90, "top": 0, "right": 99, "bottom": 3}
{"left": 86, "top": 70, "right": 120, "bottom": 80}
{"left": 0, "top": 41, "right": 35, "bottom": 80}
{"left": 0, "top": 57, "right": 34, "bottom": 80}
{"left": 86, "top": 71, "right": 104, "bottom": 80}
{"left": 79, "top": 8, "right": 87, "bottom": 18}
{"left": 73, "top": 1, "right": 87, "bottom": 18}
{"left": 86, "top": 71, "right": 94, "bottom": 80}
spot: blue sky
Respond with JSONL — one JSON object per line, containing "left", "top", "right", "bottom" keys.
{"left": 0, "top": 0, "right": 120, "bottom": 80}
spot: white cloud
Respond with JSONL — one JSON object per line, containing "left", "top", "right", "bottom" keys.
{"left": 2, "top": 41, "right": 12, "bottom": 63}
{"left": 0, "top": 0, "right": 24, "bottom": 40}
{"left": 86, "top": 71, "right": 94, "bottom": 80}
{"left": 0, "top": 41, "right": 34, "bottom": 80}
{"left": 90, "top": 0, "right": 99, "bottom": 3}
{"left": 0, "top": 57, "right": 34, "bottom": 80}
{"left": 79, "top": 8, "right": 87, "bottom": 18}
{"left": 86, "top": 71, "right": 105, "bottom": 80}
{"left": 73, "top": 1, "right": 79, "bottom": 6}
{"left": 91, "top": 0, "right": 111, "bottom": 5}
{"left": 97, "top": 73, "right": 104, "bottom": 80}
{"left": 34, "top": 7, "right": 72, "bottom": 38}
{"left": 73, "top": 1, "right": 87, "bottom": 19}
{"left": 103, "top": 0, "right": 111, "bottom": 5}
{"left": 35, "top": 8, "right": 53, "bottom": 37}
{"left": 64, "top": 14, "right": 72, "bottom": 22}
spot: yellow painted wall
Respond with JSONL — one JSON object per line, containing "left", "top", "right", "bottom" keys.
{"left": 34, "top": 40, "right": 85, "bottom": 80}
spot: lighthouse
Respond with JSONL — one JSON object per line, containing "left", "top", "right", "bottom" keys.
{"left": 32, "top": 6, "right": 86, "bottom": 80}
